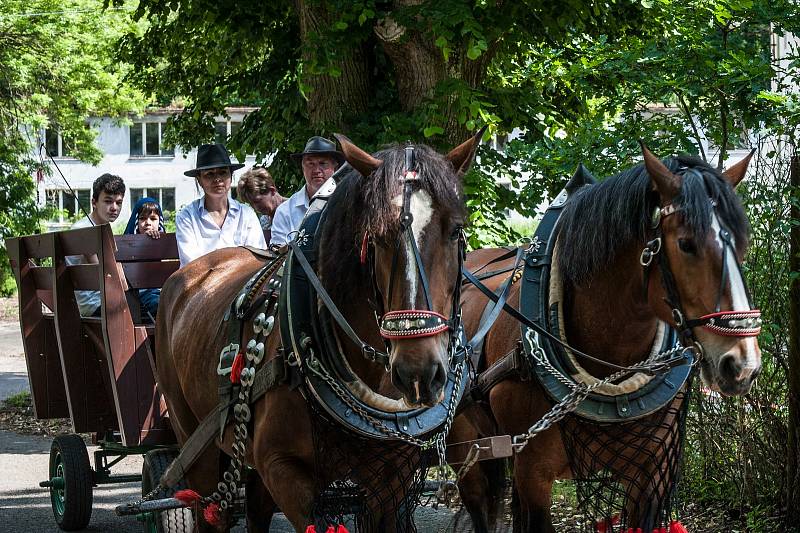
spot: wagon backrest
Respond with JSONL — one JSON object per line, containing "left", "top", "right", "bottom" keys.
{"left": 7, "top": 224, "right": 175, "bottom": 446}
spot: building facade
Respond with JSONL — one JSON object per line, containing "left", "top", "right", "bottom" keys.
{"left": 39, "top": 107, "right": 260, "bottom": 230}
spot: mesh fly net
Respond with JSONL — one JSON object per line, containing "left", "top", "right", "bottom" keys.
{"left": 557, "top": 382, "right": 693, "bottom": 533}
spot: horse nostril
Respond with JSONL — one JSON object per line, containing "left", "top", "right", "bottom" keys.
{"left": 720, "top": 355, "right": 743, "bottom": 382}
{"left": 431, "top": 362, "right": 447, "bottom": 393}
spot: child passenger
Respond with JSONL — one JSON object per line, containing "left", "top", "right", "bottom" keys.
{"left": 124, "top": 197, "right": 165, "bottom": 320}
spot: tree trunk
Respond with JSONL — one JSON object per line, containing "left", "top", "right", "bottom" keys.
{"left": 296, "top": 0, "right": 371, "bottom": 131}
{"left": 787, "top": 155, "right": 800, "bottom": 527}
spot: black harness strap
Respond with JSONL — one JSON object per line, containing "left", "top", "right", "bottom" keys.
{"left": 463, "top": 266, "right": 688, "bottom": 375}
{"left": 467, "top": 247, "right": 523, "bottom": 349}
{"left": 289, "top": 238, "right": 391, "bottom": 367}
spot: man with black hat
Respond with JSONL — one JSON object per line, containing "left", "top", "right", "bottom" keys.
{"left": 175, "top": 143, "right": 266, "bottom": 267}
{"left": 270, "top": 136, "right": 345, "bottom": 245}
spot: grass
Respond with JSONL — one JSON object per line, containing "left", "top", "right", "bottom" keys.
{"left": 4, "top": 391, "right": 30, "bottom": 409}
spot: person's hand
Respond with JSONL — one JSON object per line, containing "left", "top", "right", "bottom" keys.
{"left": 144, "top": 227, "right": 161, "bottom": 239}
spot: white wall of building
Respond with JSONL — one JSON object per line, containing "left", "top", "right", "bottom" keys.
{"left": 38, "top": 109, "right": 260, "bottom": 230}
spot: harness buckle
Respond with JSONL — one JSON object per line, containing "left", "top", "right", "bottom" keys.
{"left": 362, "top": 345, "right": 378, "bottom": 362}
{"left": 672, "top": 308, "right": 685, "bottom": 328}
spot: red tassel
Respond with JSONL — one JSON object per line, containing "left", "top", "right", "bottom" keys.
{"left": 596, "top": 514, "right": 620, "bottom": 532}
{"left": 336, "top": 526, "right": 350, "bottom": 533}
{"left": 668, "top": 521, "right": 688, "bottom": 533}
{"left": 173, "top": 489, "right": 202, "bottom": 506}
{"left": 203, "top": 502, "right": 225, "bottom": 528}
{"left": 305, "top": 527, "right": 317, "bottom": 533}
{"left": 325, "top": 527, "right": 335, "bottom": 533}
{"left": 230, "top": 352, "right": 245, "bottom": 384}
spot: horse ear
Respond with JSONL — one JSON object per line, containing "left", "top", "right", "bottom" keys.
{"left": 334, "top": 133, "right": 383, "bottom": 177}
{"left": 640, "top": 142, "right": 681, "bottom": 201}
{"left": 722, "top": 149, "right": 755, "bottom": 188}
{"left": 446, "top": 126, "right": 487, "bottom": 177}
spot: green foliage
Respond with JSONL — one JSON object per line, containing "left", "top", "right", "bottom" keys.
{"left": 4, "top": 390, "right": 30, "bottom": 409}
{"left": 0, "top": 0, "right": 147, "bottom": 295}
{"left": 109, "top": 0, "right": 648, "bottom": 210}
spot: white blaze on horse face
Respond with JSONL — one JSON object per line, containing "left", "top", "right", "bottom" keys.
{"left": 392, "top": 189, "right": 434, "bottom": 308}
{"left": 708, "top": 214, "right": 759, "bottom": 376}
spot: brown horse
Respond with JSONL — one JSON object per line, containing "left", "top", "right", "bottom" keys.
{"left": 155, "top": 133, "right": 481, "bottom": 532}
{"left": 450, "top": 147, "right": 762, "bottom": 532}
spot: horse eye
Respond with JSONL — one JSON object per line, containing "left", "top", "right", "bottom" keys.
{"left": 449, "top": 225, "right": 462, "bottom": 241}
{"left": 678, "top": 238, "right": 697, "bottom": 255}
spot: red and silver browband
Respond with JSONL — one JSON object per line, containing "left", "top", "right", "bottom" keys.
{"left": 694, "top": 309, "right": 762, "bottom": 337}
{"left": 380, "top": 310, "right": 450, "bottom": 339}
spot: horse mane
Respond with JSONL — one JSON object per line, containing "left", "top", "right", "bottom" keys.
{"left": 555, "top": 155, "right": 750, "bottom": 288}
{"left": 318, "top": 143, "right": 465, "bottom": 301}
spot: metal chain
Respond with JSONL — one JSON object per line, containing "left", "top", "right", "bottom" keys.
{"left": 511, "top": 329, "right": 689, "bottom": 452}
{"left": 306, "top": 344, "right": 466, "bottom": 450}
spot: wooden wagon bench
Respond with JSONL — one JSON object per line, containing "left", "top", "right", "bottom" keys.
{"left": 6, "top": 223, "right": 188, "bottom": 530}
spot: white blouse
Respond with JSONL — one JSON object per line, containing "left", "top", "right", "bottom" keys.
{"left": 176, "top": 197, "right": 267, "bottom": 267}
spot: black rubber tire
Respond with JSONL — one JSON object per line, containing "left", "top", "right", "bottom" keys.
{"left": 141, "top": 449, "right": 194, "bottom": 533}
{"left": 49, "top": 434, "right": 93, "bottom": 531}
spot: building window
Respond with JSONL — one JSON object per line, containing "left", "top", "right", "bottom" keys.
{"left": 214, "top": 120, "right": 242, "bottom": 144}
{"left": 130, "top": 187, "right": 176, "bottom": 213}
{"left": 45, "top": 189, "right": 91, "bottom": 223}
{"left": 43, "top": 129, "right": 73, "bottom": 158}
{"left": 130, "top": 122, "right": 173, "bottom": 157}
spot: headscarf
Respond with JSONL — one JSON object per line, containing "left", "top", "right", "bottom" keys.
{"left": 124, "top": 197, "right": 165, "bottom": 235}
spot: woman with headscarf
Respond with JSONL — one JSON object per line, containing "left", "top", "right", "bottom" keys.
{"left": 125, "top": 197, "right": 165, "bottom": 320}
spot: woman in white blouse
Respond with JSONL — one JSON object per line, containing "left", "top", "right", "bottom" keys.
{"left": 176, "top": 144, "right": 266, "bottom": 267}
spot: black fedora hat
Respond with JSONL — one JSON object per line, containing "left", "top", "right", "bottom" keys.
{"left": 184, "top": 143, "right": 245, "bottom": 177}
{"left": 290, "top": 136, "right": 345, "bottom": 165}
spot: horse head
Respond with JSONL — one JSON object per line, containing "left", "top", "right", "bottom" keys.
{"left": 320, "top": 131, "right": 481, "bottom": 407}
{"left": 642, "top": 145, "right": 761, "bottom": 396}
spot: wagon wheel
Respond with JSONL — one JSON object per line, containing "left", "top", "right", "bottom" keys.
{"left": 141, "top": 449, "right": 194, "bottom": 533}
{"left": 48, "top": 434, "right": 93, "bottom": 531}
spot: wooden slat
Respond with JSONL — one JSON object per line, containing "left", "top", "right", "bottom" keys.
{"left": 65, "top": 264, "right": 101, "bottom": 291}
{"left": 17, "top": 233, "right": 55, "bottom": 260}
{"left": 53, "top": 230, "right": 98, "bottom": 432}
{"left": 115, "top": 233, "right": 178, "bottom": 262}
{"left": 30, "top": 266, "right": 52, "bottom": 290}
{"left": 98, "top": 225, "right": 158, "bottom": 446}
{"left": 122, "top": 261, "right": 180, "bottom": 289}
{"left": 6, "top": 238, "right": 69, "bottom": 419}
{"left": 446, "top": 436, "right": 514, "bottom": 464}
{"left": 58, "top": 225, "right": 104, "bottom": 256}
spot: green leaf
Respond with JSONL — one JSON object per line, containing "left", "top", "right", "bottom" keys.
{"left": 423, "top": 126, "right": 444, "bottom": 137}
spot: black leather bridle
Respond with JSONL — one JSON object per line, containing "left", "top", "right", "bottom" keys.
{"left": 640, "top": 174, "right": 762, "bottom": 356}
{"left": 362, "top": 145, "right": 466, "bottom": 351}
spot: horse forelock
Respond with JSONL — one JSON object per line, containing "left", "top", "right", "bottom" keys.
{"left": 556, "top": 155, "right": 750, "bottom": 288}
{"left": 319, "top": 143, "right": 465, "bottom": 301}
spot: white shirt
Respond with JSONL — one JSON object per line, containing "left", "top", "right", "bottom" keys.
{"left": 176, "top": 197, "right": 267, "bottom": 267}
{"left": 66, "top": 217, "right": 101, "bottom": 316}
{"left": 269, "top": 186, "right": 311, "bottom": 245}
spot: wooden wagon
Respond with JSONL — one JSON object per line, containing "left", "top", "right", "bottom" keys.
{"left": 7, "top": 223, "right": 190, "bottom": 532}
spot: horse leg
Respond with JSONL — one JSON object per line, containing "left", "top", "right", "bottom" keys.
{"left": 258, "top": 455, "right": 315, "bottom": 531}
{"left": 245, "top": 469, "right": 276, "bottom": 531}
{"left": 449, "top": 411, "right": 499, "bottom": 533}
{"left": 514, "top": 467, "right": 557, "bottom": 533}
{"left": 251, "top": 387, "right": 316, "bottom": 531}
